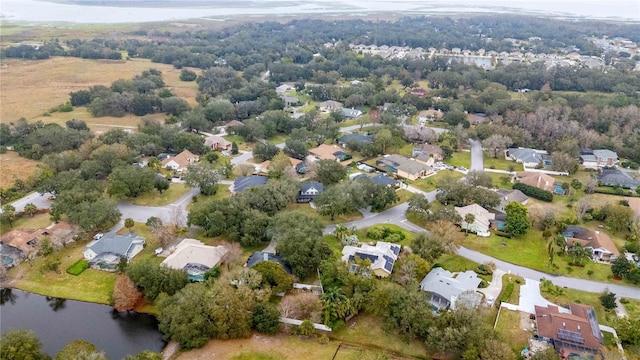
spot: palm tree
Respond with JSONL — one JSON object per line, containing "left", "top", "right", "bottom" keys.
{"left": 568, "top": 243, "right": 592, "bottom": 266}
{"left": 464, "top": 213, "right": 475, "bottom": 234}
{"left": 23, "top": 203, "right": 37, "bottom": 217}
{"left": 321, "top": 287, "right": 350, "bottom": 326}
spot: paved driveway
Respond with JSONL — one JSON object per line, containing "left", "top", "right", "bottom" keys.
{"left": 518, "top": 278, "right": 568, "bottom": 314}
{"left": 478, "top": 269, "right": 505, "bottom": 305}
{"left": 469, "top": 139, "right": 484, "bottom": 171}
{"left": 5, "top": 192, "right": 52, "bottom": 212}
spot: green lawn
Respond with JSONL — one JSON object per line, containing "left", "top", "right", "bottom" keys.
{"left": 1, "top": 212, "right": 52, "bottom": 235}
{"left": 494, "top": 309, "right": 530, "bottom": 355}
{"left": 129, "top": 183, "right": 190, "bottom": 207}
{"left": 411, "top": 170, "right": 464, "bottom": 192}
{"left": 483, "top": 153, "right": 523, "bottom": 171}
{"left": 356, "top": 224, "right": 416, "bottom": 247}
{"left": 435, "top": 254, "right": 480, "bottom": 272}
{"left": 622, "top": 298, "right": 640, "bottom": 319}
{"left": 445, "top": 151, "right": 471, "bottom": 169}
{"left": 461, "top": 232, "right": 635, "bottom": 286}
{"left": 223, "top": 134, "right": 252, "bottom": 151}
{"left": 267, "top": 134, "right": 289, "bottom": 145}
{"left": 330, "top": 315, "right": 426, "bottom": 359}
{"left": 486, "top": 172, "right": 514, "bottom": 189}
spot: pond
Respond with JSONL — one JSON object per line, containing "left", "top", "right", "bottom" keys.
{"left": 0, "top": 289, "right": 165, "bottom": 359}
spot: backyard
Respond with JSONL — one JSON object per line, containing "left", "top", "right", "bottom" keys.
{"left": 484, "top": 153, "right": 523, "bottom": 171}
{"left": 445, "top": 151, "right": 471, "bottom": 169}
{"left": 412, "top": 170, "right": 464, "bottom": 192}
{"left": 494, "top": 309, "right": 530, "bottom": 355}
{"left": 129, "top": 183, "right": 190, "bottom": 207}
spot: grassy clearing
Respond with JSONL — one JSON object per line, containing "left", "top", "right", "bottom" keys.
{"left": 622, "top": 298, "right": 640, "bottom": 319}
{"left": 494, "top": 309, "right": 530, "bottom": 355}
{"left": 128, "top": 183, "right": 190, "bottom": 207}
{"left": 501, "top": 274, "right": 525, "bottom": 305}
{"left": 0, "top": 151, "right": 40, "bottom": 189}
{"left": 486, "top": 172, "right": 514, "bottom": 189}
{"left": 1, "top": 212, "right": 53, "bottom": 235}
{"left": 411, "top": 170, "right": 464, "bottom": 192}
{"left": 483, "top": 154, "right": 522, "bottom": 171}
{"left": 461, "top": 232, "right": 633, "bottom": 285}
{"left": 445, "top": 151, "right": 471, "bottom": 169}
{"left": 223, "top": 135, "right": 252, "bottom": 151}
{"left": 436, "top": 254, "right": 480, "bottom": 272}
{"left": 175, "top": 334, "right": 340, "bottom": 360}
{"left": 1, "top": 57, "right": 198, "bottom": 122}
{"left": 331, "top": 315, "right": 426, "bottom": 358}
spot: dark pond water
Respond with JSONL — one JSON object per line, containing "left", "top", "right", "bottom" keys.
{"left": 0, "top": 289, "right": 165, "bottom": 360}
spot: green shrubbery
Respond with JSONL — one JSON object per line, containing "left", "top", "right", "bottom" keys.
{"left": 66, "top": 260, "right": 89, "bottom": 275}
{"left": 366, "top": 225, "right": 406, "bottom": 243}
{"left": 513, "top": 183, "right": 553, "bottom": 202}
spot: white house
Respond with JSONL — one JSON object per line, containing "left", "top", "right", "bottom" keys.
{"left": 419, "top": 268, "right": 483, "bottom": 310}
{"left": 83, "top": 233, "right": 145, "bottom": 261}
{"left": 341, "top": 241, "right": 401, "bottom": 277}
{"left": 161, "top": 239, "right": 228, "bottom": 281}
{"left": 454, "top": 204, "right": 495, "bottom": 236}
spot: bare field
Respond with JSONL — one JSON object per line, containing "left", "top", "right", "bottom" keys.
{"left": 0, "top": 151, "right": 39, "bottom": 188}
{"left": 1, "top": 57, "right": 199, "bottom": 122}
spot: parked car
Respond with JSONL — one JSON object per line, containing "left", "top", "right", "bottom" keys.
{"left": 93, "top": 233, "right": 104, "bottom": 240}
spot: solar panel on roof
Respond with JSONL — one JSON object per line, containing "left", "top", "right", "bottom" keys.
{"left": 390, "top": 246, "right": 400, "bottom": 255}
{"left": 557, "top": 329, "right": 584, "bottom": 344}
{"left": 355, "top": 252, "right": 378, "bottom": 263}
{"left": 384, "top": 261, "right": 394, "bottom": 272}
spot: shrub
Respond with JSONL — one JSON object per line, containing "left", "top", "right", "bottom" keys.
{"left": 513, "top": 183, "right": 553, "bottom": 202}
{"left": 293, "top": 320, "right": 316, "bottom": 337}
{"left": 66, "top": 260, "right": 89, "bottom": 275}
{"left": 179, "top": 69, "right": 197, "bottom": 81}
{"left": 318, "top": 334, "right": 330, "bottom": 344}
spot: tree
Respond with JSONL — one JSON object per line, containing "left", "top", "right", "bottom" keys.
{"left": 179, "top": 69, "right": 197, "bottom": 81}
{"left": 479, "top": 339, "right": 516, "bottom": 360}
{"left": 251, "top": 302, "right": 281, "bottom": 334}
{"left": 253, "top": 143, "right": 279, "bottom": 162}
{"left": 570, "top": 179, "right": 583, "bottom": 190}
{"left": 602, "top": 204, "right": 634, "bottom": 232}
{"left": 108, "top": 166, "right": 156, "bottom": 198}
{"left": 530, "top": 348, "right": 562, "bottom": 360}
{"left": 125, "top": 351, "right": 162, "bottom": 360}
{"left": 314, "top": 185, "right": 350, "bottom": 221}
{"left": 124, "top": 218, "right": 135, "bottom": 231}
{"left": 482, "top": 134, "right": 513, "bottom": 158}
{"left": 321, "top": 287, "right": 351, "bottom": 326}
{"left": 568, "top": 243, "right": 592, "bottom": 266}
{"left": 112, "top": 274, "right": 143, "bottom": 312}
{"left": 126, "top": 260, "right": 189, "bottom": 300}
{"left": 466, "top": 170, "right": 492, "bottom": 188}
{"left": 407, "top": 194, "right": 430, "bottom": 215}
{"left": 252, "top": 261, "right": 293, "bottom": 294}
{"left": 0, "top": 205, "right": 16, "bottom": 227}
{"left": 374, "top": 128, "right": 396, "bottom": 154}
{"left": 267, "top": 152, "right": 292, "bottom": 179}
{"left": 56, "top": 340, "right": 108, "bottom": 360}
{"left": 611, "top": 257, "right": 633, "bottom": 278}
{"left": 505, "top": 202, "right": 530, "bottom": 237}
{"left": 284, "top": 139, "right": 308, "bottom": 160}
{"left": 412, "top": 231, "right": 447, "bottom": 262}
{"left": 0, "top": 329, "right": 48, "bottom": 360}
{"left": 314, "top": 159, "right": 346, "bottom": 185}
{"left": 272, "top": 211, "right": 331, "bottom": 279}
{"left": 183, "top": 165, "right": 219, "bottom": 196}
{"left": 153, "top": 177, "right": 170, "bottom": 194}
{"left": 612, "top": 317, "right": 640, "bottom": 346}
{"left": 464, "top": 213, "right": 476, "bottom": 234}
{"left": 231, "top": 142, "right": 239, "bottom": 155}
{"left": 600, "top": 291, "right": 617, "bottom": 310}
{"left": 550, "top": 152, "right": 578, "bottom": 174}
{"left": 157, "top": 283, "right": 212, "bottom": 349}
{"left": 24, "top": 203, "right": 38, "bottom": 217}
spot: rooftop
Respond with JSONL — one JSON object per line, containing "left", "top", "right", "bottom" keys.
{"left": 232, "top": 175, "right": 268, "bottom": 193}
{"left": 161, "top": 238, "right": 227, "bottom": 273}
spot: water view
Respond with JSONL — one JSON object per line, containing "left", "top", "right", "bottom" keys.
{"left": 1, "top": 0, "right": 639, "bottom": 23}
{"left": 0, "top": 289, "right": 165, "bottom": 359}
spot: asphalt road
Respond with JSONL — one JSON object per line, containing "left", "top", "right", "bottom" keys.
{"left": 469, "top": 139, "right": 484, "bottom": 171}
{"left": 5, "top": 192, "right": 52, "bottom": 212}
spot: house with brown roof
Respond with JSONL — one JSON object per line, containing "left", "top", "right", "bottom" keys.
{"left": 308, "top": 144, "right": 351, "bottom": 165}
{"left": 516, "top": 171, "right": 556, "bottom": 193}
{"left": 0, "top": 221, "right": 76, "bottom": 262}
{"left": 534, "top": 304, "right": 603, "bottom": 357}
{"left": 412, "top": 143, "right": 444, "bottom": 161}
{"left": 255, "top": 157, "right": 302, "bottom": 173}
{"left": 417, "top": 109, "right": 443, "bottom": 124}
{"left": 161, "top": 149, "right": 200, "bottom": 172}
{"left": 562, "top": 226, "right": 620, "bottom": 262}
{"left": 204, "top": 135, "right": 232, "bottom": 151}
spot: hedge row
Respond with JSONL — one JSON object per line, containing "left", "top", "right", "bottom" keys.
{"left": 513, "top": 183, "right": 553, "bottom": 202}
{"left": 498, "top": 282, "right": 515, "bottom": 304}
{"left": 66, "top": 260, "right": 89, "bottom": 275}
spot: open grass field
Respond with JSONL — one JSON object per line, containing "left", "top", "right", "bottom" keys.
{"left": 0, "top": 151, "right": 40, "bottom": 188}
{"left": 1, "top": 57, "right": 199, "bottom": 123}
{"left": 494, "top": 309, "right": 531, "bottom": 355}
{"left": 483, "top": 154, "right": 523, "bottom": 171}
{"left": 445, "top": 151, "right": 471, "bottom": 169}
{"left": 412, "top": 170, "right": 464, "bottom": 192}
{"left": 176, "top": 334, "right": 340, "bottom": 360}
{"left": 331, "top": 315, "right": 426, "bottom": 358}
{"left": 129, "top": 183, "right": 190, "bottom": 207}
{"left": 436, "top": 253, "right": 480, "bottom": 272}
{"left": 485, "top": 171, "right": 514, "bottom": 189}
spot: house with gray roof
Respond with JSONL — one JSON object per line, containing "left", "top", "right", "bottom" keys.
{"left": 419, "top": 268, "right": 483, "bottom": 310}
{"left": 83, "top": 233, "right": 145, "bottom": 269}
{"left": 318, "top": 100, "right": 344, "bottom": 112}
{"left": 338, "top": 133, "right": 374, "bottom": 147}
{"left": 246, "top": 251, "right": 292, "bottom": 274}
{"left": 231, "top": 175, "right": 268, "bottom": 193}
{"left": 580, "top": 149, "right": 619, "bottom": 169}
{"left": 341, "top": 241, "right": 400, "bottom": 277}
{"left": 341, "top": 108, "right": 364, "bottom": 119}
{"left": 507, "top": 147, "right": 550, "bottom": 167}
{"left": 281, "top": 95, "right": 300, "bottom": 106}
{"left": 494, "top": 188, "right": 529, "bottom": 213}
{"left": 597, "top": 169, "right": 639, "bottom": 189}
{"left": 296, "top": 181, "right": 324, "bottom": 203}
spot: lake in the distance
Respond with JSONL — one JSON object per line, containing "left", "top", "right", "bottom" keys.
{"left": 1, "top": 0, "right": 639, "bottom": 24}
{"left": 0, "top": 289, "right": 165, "bottom": 360}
